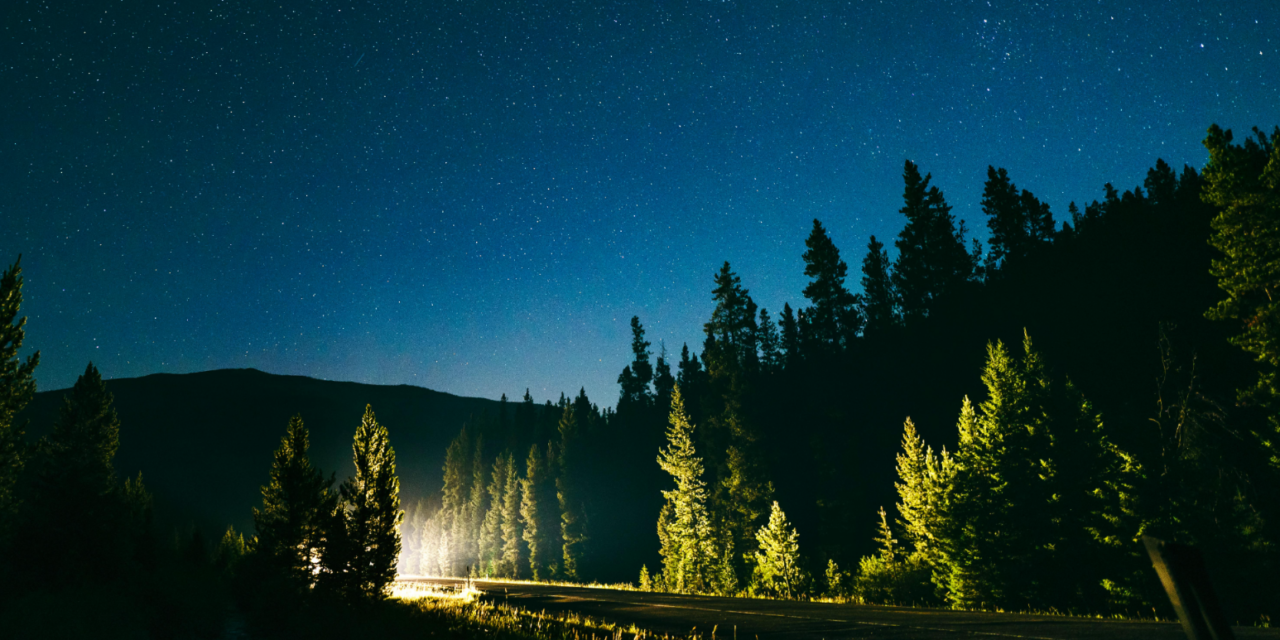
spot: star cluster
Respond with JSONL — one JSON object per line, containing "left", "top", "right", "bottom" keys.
{"left": 2, "top": 0, "right": 1276, "bottom": 402}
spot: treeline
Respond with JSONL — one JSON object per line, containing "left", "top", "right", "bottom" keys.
{"left": 0, "top": 255, "right": 414, "bottom": 637}
{"left": 414, "top": 125, "right": 1279, "bottom": 621}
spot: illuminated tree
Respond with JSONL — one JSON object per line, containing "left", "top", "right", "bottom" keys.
{"left": 892, "top": 160, "right": 974, "bottom": 321}
{"left": 750, "top": 501, "right": 803, "bottom": 599}
{"left": 1202, "top": 124, "right": 1280, "bottom": 466}
{"left": 329, "top": 405, "right": 403, "bottom": 601}
{"left": 500, "top": 450, "right": 524, "bottom": 577}
{"left": 893, "top": 418, "right": 952, "bottom": 567}
{"left": 556, "top": 405, "right": 587, "bottom": 579}
{"left": 656, "top": 386, "right": 717, "bottom": 594}
{"left": 253, "top": 415, "right": 337, "bottom": 587}
{"left": 0, "top": 256, "right": 38, "bottom": 545}
{"left": 801, "top": 219, "right": 862, "bottom": 351}
{"left": 521, "top": 443, "right": 558, "bottom": 580}
{"left": 478, "top": 453, "right": 508, "bottom": 575}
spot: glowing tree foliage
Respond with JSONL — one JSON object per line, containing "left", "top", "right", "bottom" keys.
{"left": 655, "top": 386, "right": 718, "bottom": 594}
{"left": 750, "top": 501, "right": 803, "bottom": 599}
{"left": 500, "top": 450, "right": 525, "bottom": 577}
{"left": 327, "top": 405, "right": 403, "bottom": 601}
{"left": 0, "top": 257, "right": 38, "bottom": 543}
{"left": 478, "top": 452, "right": 508, "bottom": 575}
{"left": 521, "top": 443, "right": 559, "bottom": 580}
{"left": 1202, "top": 124, "right": 1280, "bottom": 466}
{"left": 253, "top": 415, "right": 336, "bottom": 587}
{"left": 556, "top": 405, "right": 588, "bottom": 580}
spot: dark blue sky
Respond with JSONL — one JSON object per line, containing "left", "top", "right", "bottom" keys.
{"left": 3, "top": 0, "right": 1276, "bottom": 404}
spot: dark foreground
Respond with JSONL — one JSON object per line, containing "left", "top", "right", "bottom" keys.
{"left": 408, "top": 577, "right": 1279, "bottom": 640}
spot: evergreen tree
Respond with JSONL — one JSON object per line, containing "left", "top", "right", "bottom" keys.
{"left": 478, "top": 453, "right": 508, "bottom": 575}
{"left": 521, "top": 443, "right": 558, "bottom": 580}
{"left": 556, "top": 405, "right": 588, "bottom": 579}
{"left": 500, "top": 450, "right": 525, "bottom": 577}
{"left": 331, "top": 405, "right": 403, "bottom": 601}
{"left": 252, "top": 415, "right": 337, "bottom": 587}
{"left": 801, "top": 219, "right": 862, "bottom": 351}
{"left": 618, "top": 316, "right": 654, "bottom": 412}
{"left": 859, "top": 236, "right": 898, "bottom": 336}
{"left": 756, "top": 309, "right": 782, "bottom": 374}
{"left": 982, "top": 166, "right": 1054, "bottom": 270}
{"left": 0, "top": 256, "right": 38, "bottom": 545}
{"left": 465, "top": 433, "right": 488, "bottom": 572}
{"left": 750, "top": 501, "right": 803, "bottom": 599}
{"left": 1202, "top": 124, "right": 1280, "bottom": 466}
{"left": 704, "top": 262, "right": 757, "bottom": 363}
{"left": 654, "top": 343, "right": 676, "bottom": 414}
{"left": 891, "top": 160, "right": 974, "bottom": 321}
{"left": 893, "top": 418, "right": 952, "bottom": 569}
{"left": 655, "top": 386, "right": 717, "bottom": 594}
{"left": 779, "top": 303, "right": 801, "bottom": 367}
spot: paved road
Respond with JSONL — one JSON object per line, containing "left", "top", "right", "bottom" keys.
{"left": 407, "top": 577, "right": 1279, "bottom": 640}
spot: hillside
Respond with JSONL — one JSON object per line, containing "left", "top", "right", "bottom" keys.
{"left": 18, "top": 368, "right": 505, "bottom": 540}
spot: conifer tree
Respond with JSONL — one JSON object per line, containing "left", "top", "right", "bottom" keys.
{"left": 801, "top": 219, "right": 862, "bottom": 351}
{"left": 500, "top": 450, "right": 525, "bottom": 577}
{"left": 893, "top": 418, "right": 952, "bottom": 568}
{"left": 0, "top": 257, "right": 38, "bottom": 544}
{"left": 859, "top": 236, "right": 897, "bottom": 336}
{"left": 479, "top": 453, "right": 508, "bottom": 575}
{"left": 892, "top": 160, "right": 973, "bottom": 321}
{"left": 618, "top": 316, "right": 654, "bottom": 411}
{"left": 1202, "top": 124, "right": 1280, "bottom": 466}
{"left": 521, "top": 443, "right": 558, "bottom": 580}
{"left": 556, "top": 405, "right": 588, "bottom": 579}
{"left": 704, "top": 262, "right": 757, "bottom": 362}
{"left": 253, "top": 415, "right": 337, "bottom": 587}
{"left": 331, "top": 405, "right": 403, "bottom": 601}
{"left": 654, "top": 343, "right": 676, "bottom": 414}
{"left": 756, "top": 309, "right": 782, "bottom": 373}
{"left": 779, "top": 303, "right": 800, "bottom": 366}
{"left": 656, "top": 386, "right": 717, "bottom": 594}
{"left": 750, "top": 501, "right": 803, "bottom": 599}
{"left": 465, "top": 433, "right": 488, "bottom": 571}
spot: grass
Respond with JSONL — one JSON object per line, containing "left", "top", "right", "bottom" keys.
{"left": 390, "top": 580, "right": 690, "bottom": 640}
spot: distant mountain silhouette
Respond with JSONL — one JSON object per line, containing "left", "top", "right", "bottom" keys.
{"left": 19, "top": 368, "right": 504, "bottom": 541}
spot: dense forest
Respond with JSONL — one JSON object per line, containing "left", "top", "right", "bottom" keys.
{"left": 0, "top": 124, "right": 1277, "bottom": 635}
{"left": 407, "top": 125, "right": 1280, "bottom": 621}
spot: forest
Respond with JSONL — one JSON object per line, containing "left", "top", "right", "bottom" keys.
{"left": 404, "top": 125, "right": 1280, "bottom": 621}
{"left": 0, "top": 124, "right": 1277, "bottom": 636}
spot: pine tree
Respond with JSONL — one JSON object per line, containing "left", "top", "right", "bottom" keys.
{"left": 465, "top": 434, "right": 488, "bottom": 572}
{"left": 779, "top": 303, "right": 800, "bottom": 367}
{"left": 892, "top": 160, "right": 973, "bottom": 321}
{"left": 0, "top": 256, "right": 38, "bottom": 545}
{"left": 801, "top": 219, "right": 862, "bottom": 352}
{"left": 253, "top": 415, "right": 337, "bottom": 587}
{"left": 756, "top": 308, "right": 782, "bottom": 374}
{"left": 478, "top": 453, "right": 508, "bottom": 576}
{"left": 618, "top": 316, "right": 654, "bottom": 411}
{"left": 332, "top": 405, "right": 404, "bottom": 601}
{"left": 704, "top": 262, "right": 757, "bottom": 364}
{"left": 893, "top": 418, "right": 952, "bottom": 568}
{"left": 654, "top": 343, "right": 676, "bottom": 414}
{"left": 656, "top": 386, "right": 717, "bottom": 594}
{"left": 1202, "top": 124, "right": 1280, "bottom": 467}
{"left": 521, "top": 443, "right": 558, "bottom": 580}
{"left": 859, "top": 236, "right": 897, "bottom": 336}
{"left": 750, "top": 501, "right": 803, "bottom": 599}
{"left": 500, "top": 451, "right": 525, "bottom": 577}
{"left": 556, "top": 405, "right": 588, "bottom": 580}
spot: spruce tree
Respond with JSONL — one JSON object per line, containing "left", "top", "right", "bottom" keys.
{"left": 520, "top": 443, "right": 558, "bottom": 580}
{"left": 750, "top": 501, "right": 803, "bottom": 599}
{"left": 704, "top": 262, "right": 756, "bottom": 362}
{"left": 0, "top": 256, "right": 38, "bottom": 545}
{"left": 891, "top": 160, "right": 973, "bottom": 321}
{"left": 756, "top": 309, "right": 782, "bottom": 374}
{"left": 478, "top": 453, "right": 508, "bottom": 576}
{"left": 656, "top": 386, "right": 717, "bottom": 594}
{"left": 1202, "top": 124, "right": 1280, "bottom": 466}
{"left": 253, "top": 415, "right": 337, "bottom": 587}
{"left": 859, "top": 236, "right": 897, "bottom": 336}
{"left": 333, "top": 405, "right": 403, "bottom": 601}
{"left": 619, "top": 316, "right": 654, "bottom": 411}
{"left": 500, "top": 451, "right": 525, "bottom": 577}
{"left": 556, "top": 405, "right": 587, "bottom": 580}
{"left": 779, "top": 303, "right": 800, "bottom": 367}
{"left": 801, "top": 219, "right": 861, "bottom": 351}
{"left": 653, "top": 343, "right": 676, "bottom": 414}
{"left": 893, "top": 418, "right": 952, "bottom": 569}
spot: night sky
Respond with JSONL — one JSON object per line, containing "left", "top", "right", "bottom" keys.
{"left": 3, "top": 1, "right": 1277, "bottom": 404}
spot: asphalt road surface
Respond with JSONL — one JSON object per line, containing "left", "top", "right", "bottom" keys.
{"left": 407, "top": 577, "right": 1279, "bottom": 640}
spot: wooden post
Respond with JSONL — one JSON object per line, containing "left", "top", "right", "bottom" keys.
{"left": 1142, "top": 536, "right": 1234, "bottom": 640}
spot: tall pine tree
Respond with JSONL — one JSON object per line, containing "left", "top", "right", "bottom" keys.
{"left": 859, "top": 236, "right": 898, "bottom": 336}
{"left": 801, "top": 219, "right": 862, "bottom": 353}
{"left": 253, "top": 415, "right": 337, "bottom": 587}
{"left": 328, "top": 405, "right": 403, "bottom": 601}
{"left": 891, "top": 160, "right": 974, "bottom": 321}
{"left": 656, "top": 386, "right": 717, "bottom": 594}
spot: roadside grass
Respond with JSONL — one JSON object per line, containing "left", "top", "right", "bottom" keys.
{"left": 391, "top": 580, "right": 688, "bottom": 640}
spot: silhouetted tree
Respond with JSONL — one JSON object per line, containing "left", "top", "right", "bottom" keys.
{"left": 252, "top": 415, "right": 336, "bottom": 588}
{"left": 859, "top": 236, "right": 897, "bottom": 336}
{"left": 892, "top": 160, "right": 974, "bottom": 321}
{"left": 800, "top": 219, "right": 862, "bottom": 352}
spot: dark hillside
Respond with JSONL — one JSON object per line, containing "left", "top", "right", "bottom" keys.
{"left": 18, "top": 368, "right": 504, "bottom": 540}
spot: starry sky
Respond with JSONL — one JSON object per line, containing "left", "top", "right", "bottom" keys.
{"left": 2, "top": 0, "right": 1277, "bottom": 404}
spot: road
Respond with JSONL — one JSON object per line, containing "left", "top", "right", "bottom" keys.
{"left": 406, "top": 577, "right": 1279, "bottom": 640}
